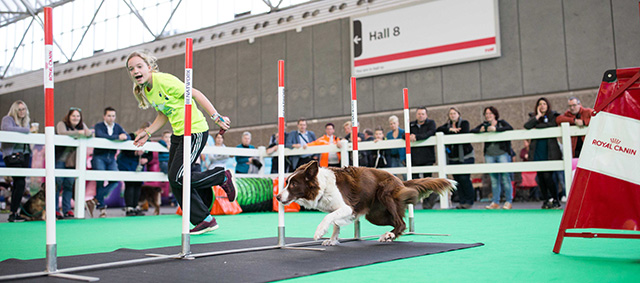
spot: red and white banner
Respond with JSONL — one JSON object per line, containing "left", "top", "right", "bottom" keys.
{"left": 554, "top": 67, "right": 640, "bottom": 254}
{"left": 577, "top": 112, "right": 640, "bottom": 185}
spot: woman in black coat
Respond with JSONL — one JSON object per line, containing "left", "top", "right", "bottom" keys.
{"left": 524, "top": 97, "right": 561, "bottom": 209}
{"left": 471, "top": 106, "right": 514, "bottom": 210}
{"left": 437, "top": 107, "right": 475, "bottom": 209}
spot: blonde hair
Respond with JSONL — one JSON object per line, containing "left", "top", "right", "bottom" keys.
{"left": 388, "top": 115, "right": 399, "bottom": 124}
{"left": 126, "top": 50, "right": 159, "bottom": 109}
{"left": 7, "top": 100, "right": 30, "bottom": 128}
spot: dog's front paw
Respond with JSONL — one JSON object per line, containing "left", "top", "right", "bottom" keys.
{"left": 378, "top": 232, "right": 396, "bottom": 242}
{"left": 322, "top": 239, "right": 340, "bottom": 246}
{"left": 314, "top": 226, "right": 328, "bottom": 241}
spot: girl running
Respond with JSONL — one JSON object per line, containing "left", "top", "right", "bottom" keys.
{"left": 126, "top": 50, "right": 235, "bottom": 235}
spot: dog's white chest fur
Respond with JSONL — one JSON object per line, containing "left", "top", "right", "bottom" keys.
{"left": 297, "top": 168, "right": 349, "bottom": 213}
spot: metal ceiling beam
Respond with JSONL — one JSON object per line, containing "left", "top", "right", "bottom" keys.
{"left": 1, "top": 16, "right": 33, "bottom": 79}
{"left": 262, "top": 0, "right": 284, "bottom": 12}
{"left": 69, "top": 0, "right": 105, "bottom": 60}
{"left": 0, "top": 0, "right": 74, "bottom": 28}
{"left": 18, "top": 0, "right": 70, "bottom": 61}
{"left": 157, "top": 0, "right": 183, "bottom": 40}
{"left": 122, "top": 0, "right": 156, "bottom": 39}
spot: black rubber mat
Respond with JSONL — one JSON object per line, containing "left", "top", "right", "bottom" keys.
{"left": 0, "top": 237, "right": 483, "bottom": 282}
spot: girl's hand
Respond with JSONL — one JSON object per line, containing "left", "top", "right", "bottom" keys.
{"left": 213, "top": 114, "right": 230, "bottom": 130}
{"left": 133, "top": 132, "right": 149, "bottom": 147}
{"left": 487, "top": 126, "right": 497, "bottom": 132}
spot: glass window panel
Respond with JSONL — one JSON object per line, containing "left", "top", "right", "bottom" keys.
{"left": 93, "top": 21, "right": 105, "bottom": 52}
{"left": 0, "top": 0, "right": 313, "bottom": 76}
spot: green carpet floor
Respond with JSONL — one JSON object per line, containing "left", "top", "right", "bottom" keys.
{"left": 1, "top": 210, "right": 638, "bottom": 282}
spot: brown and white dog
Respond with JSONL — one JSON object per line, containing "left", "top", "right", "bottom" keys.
{"left": 276, "top": 161, "right": 457, "bottom": 245}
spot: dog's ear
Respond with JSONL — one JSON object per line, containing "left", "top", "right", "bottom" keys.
{"left": 304, "top": 160, "right": 319, "bottom": 180}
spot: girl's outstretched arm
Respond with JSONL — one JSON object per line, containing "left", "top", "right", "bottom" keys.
{"left": 134, "top": 112, "right": 168, "bottom": 147}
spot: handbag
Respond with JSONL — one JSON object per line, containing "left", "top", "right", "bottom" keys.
{"left": 5, "top": 144, "right": 28, "bottom": 166}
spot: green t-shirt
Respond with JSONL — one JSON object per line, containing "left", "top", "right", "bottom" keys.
{"left": 144, "top": 72, "right": 209, "bottom": 135}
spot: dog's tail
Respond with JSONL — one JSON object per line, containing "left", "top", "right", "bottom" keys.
{"left": 399, "top": 178, "right": 458, "bottom": 204}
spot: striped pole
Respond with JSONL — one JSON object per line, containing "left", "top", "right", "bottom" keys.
{"left": 43, "top": 7, "right": 57, "bottom": 273}
{"left": 277, "top": 60, "right": 286, "bottom": 246}
{"left": 350, "top": 77, "right": 361, "bottom": 239}
{"left": 403, "top": 88, "right": 415, "bottom": 232}
{"left": 181, "top": 38, "right": 193, "bottom": 257}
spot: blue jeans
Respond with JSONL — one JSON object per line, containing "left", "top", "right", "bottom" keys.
{"left": 55, "top": 161, "right": 75, "bottom": 213}
{"left": 485, "top": 153, "right": 513, "bottom": 203}
{"left": 91, "top": 153, "right": 119, "bottom": 208}
{"left": 387, "top": 155, "right": 406, "bottom": 180}
{"left": 159, "top": 161, "right": 169, "bottom": 174}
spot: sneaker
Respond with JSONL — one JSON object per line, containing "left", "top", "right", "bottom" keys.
{"left": 220, "top": 170, "right": 237, "bottom": 202}
{"left": 550, "top": 201, "right": 562, "bottom": 210}
{"left": 134, "top": 207, "right": 145, "bottom": 216}
{"left": 56, "top": 211, "right": 64, "bottom": 220}
{"left": 503, "top": 202, "right": 512, "bottom": 210}
{"left": 64, "top": 211, "right": 75, "bottom": 218}
{"left": 189, "top": 218, "right": 219, "bottom": 235}
{"left": 125, "top": 207, "right": 137, "bottom": 217}
{"left": 85, "top": 199, "right": 98, "bottom": 218}
{"left": 485, "top": 202, "right": 500, "bottom": 209}
{"left": 8, "top": 213, "right": 26, "bottom": 222}
{"left": 541, "top": 200, "right": 552, "bottom": 209}
{"left": 99, "top": 208, "right": 107, "bottom": 218}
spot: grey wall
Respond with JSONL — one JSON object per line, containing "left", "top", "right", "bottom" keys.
{"left": 2, "top": 0, "right": 640, "bottom": 134}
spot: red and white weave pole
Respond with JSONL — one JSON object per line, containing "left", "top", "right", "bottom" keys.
{"left": 181, "top": 38, "right": 193, "bottom": 256}
{"left": 277, "top": 60, "right": 286, "bottom": 246}
{"left": 350, "top": 77, "right": 358, "bottom": 167}
{"left": 403, "top": 88, "right": 415, "bottom": 232}
{"left": 43, "top": 6, "right": 57, "bottom": 273}
{"left": 350, "top": 77, "right": 361, "bottom": 239}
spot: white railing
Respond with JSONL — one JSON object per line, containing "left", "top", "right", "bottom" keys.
{"left": 0, "top": 122, "right": 588, "bottom": 216}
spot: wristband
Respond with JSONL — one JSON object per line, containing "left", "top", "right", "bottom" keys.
{"left": 144, "top": 129, "right": 151, "bottom": 138}
{"left": 212, "top": 113, "right": 223, "bottom": 123}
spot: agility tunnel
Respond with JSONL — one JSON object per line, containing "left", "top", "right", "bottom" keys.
{"left": 233, "top": 177, "right": 274, "bottom": 213}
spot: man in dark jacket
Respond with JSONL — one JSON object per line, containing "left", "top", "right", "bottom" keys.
{"left": 406, "top": 106, "right": 437, "bottom": 208}
{"left": 91, "top": 107, "right": 129, "bottom": 217}
{"left": 286, "top": 118, "right": 318, "bottom": 170}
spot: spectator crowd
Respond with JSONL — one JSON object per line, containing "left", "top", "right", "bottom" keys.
{"left": 0, "top": 95, "right": 593, "bottom": 222}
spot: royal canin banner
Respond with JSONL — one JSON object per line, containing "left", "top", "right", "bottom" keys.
{"left": 565, "top": 112, "right": 640, "bottom": 231}
{"left": 554, "top": 67, "right": 640, "bottom": 253}
{"left": 578, "top": 112, "right": 640, "bottom": 185}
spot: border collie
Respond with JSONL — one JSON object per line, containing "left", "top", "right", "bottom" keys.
{"left": 276, "top": 161, "right": 457, "bottom": 245}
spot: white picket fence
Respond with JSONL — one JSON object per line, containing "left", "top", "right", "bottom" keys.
{"left": 0, "top": 122, "right": 588, "bottom": 216}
